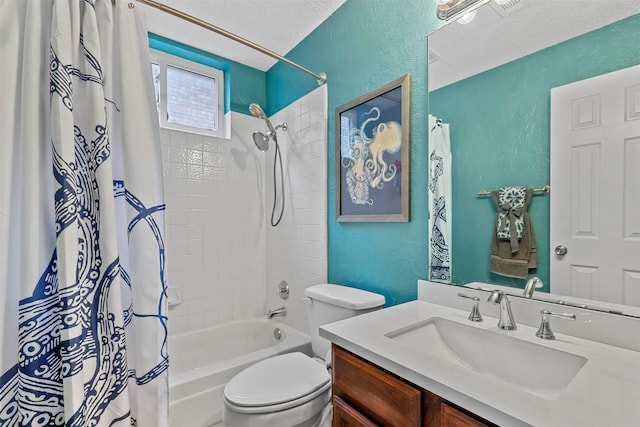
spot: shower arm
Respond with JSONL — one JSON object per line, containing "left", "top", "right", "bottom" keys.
{"left": 136, "top": 0, "right": 327, "bottom": 85}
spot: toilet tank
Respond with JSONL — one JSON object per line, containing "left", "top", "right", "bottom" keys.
{"left": 304, "top": 284, "right": 385, "bottom": 359}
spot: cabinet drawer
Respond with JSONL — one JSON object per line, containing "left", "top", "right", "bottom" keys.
{"left": 333, "top": 345, "right": 421, "bottom": 427}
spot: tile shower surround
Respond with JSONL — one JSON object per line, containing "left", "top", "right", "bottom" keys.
{"left": 161, "top": 87, "right": 328, "bottom": 336}
{"left": 265, "top": 88, "right": 328, "bottom": 335}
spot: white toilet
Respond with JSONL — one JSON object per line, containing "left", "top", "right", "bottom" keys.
{"left": 222, "top": 283, "right": 385, "bottom": 427}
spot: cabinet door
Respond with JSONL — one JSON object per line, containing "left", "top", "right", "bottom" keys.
{"left": 422, "top": 389, "right": 442, "bottom": 427}
{"left": 423, "top": 384, "right": 495, "bottom": 427}
{"left": 333, "top": 396, "right": 379, "bottom": 427}
{"left": 441, "top": 403, "right": 491, "bottom": 427}
{"left": 333, "top": 345, "right": 421, "bottom": 427}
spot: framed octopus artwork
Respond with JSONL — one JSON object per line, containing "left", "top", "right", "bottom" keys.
{"left": 335, "top": 73, "right": 411, "bottom": 222}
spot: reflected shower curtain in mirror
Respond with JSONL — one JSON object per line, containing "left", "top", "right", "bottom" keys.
{"left": 428, "top": 115, "right": 452, "bottom": 282}
{"left": 0, "top": 0, "right": 168, "bottom": 425}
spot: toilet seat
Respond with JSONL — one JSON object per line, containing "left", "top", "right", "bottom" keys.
{"left": 224, "top": 352, "right": 330, "bottom": 414}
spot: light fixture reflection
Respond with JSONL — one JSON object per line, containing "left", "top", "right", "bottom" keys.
{"left": 457, "top": 9, "right": 477, "bottom": 24}
{"left": 436, "top": 0, "right": 490, "bottom": 22}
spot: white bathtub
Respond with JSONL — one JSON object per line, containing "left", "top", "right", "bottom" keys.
{"left": 169, "top": 318, "right": 312, "bottom": 427}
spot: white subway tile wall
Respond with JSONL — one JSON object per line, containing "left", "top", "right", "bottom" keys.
{"left": 265, "top": 87, "right": 328, "bottom": 334}
{"left": 161, "top": 86, "right": 328, "bottom": 336}
{"left": 161, "top": 112, "right": 266, "bottom": 335}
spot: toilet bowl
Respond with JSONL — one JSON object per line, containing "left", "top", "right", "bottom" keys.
{"left": 222, "top": 284, "right": 385, "bottom": 427}
{"left": 223, "top": 352, "right": 331, "bottom": 427}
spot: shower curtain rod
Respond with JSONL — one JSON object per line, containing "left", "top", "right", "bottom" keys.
{"left": 136, "top": 0, "right": 327, "bottom": 85}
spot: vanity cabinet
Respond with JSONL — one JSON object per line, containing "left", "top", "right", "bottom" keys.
{"left": 332, "top": 344, "right": 421, "bottom": 425}
{"left": 332, "top": 345, "right": 495, "bottom": 427}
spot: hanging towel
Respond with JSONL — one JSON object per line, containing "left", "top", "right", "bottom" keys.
{"left": 428, "top": 115, "right": 452, "bottom": 282}
{"left": 495, "top": 186, "right": 527, "bottom": 253}
{"left": 490, "top": 187, "right": 537, "bottom": 279}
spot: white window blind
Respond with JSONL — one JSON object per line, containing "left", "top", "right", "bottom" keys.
{"left": 150, "top": 50, "right": 226, "bottom": 138}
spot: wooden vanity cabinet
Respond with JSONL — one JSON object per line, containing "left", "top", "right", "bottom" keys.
{"left": 332, "top": 344, "right": 421, "bottom": 425}
{"left": 332, "top": 345, "right": 495, "bottom": 427}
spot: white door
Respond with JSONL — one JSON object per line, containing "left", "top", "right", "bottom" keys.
{"left": 550, "top": 64, "right": 640, "bottom": 306}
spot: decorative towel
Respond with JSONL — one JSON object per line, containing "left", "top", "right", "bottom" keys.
{"left": 490, "top": 187, "right": 537, "bottom": 279}
{"left": 428, "top": 115, "right": 452, "bottom": 283}
{"left": 495, "top": 186, "right": 527, "bottom": 253}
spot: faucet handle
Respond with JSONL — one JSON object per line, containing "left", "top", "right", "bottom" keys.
{"left": 457, "top": 293, "right": 483, "bottom": 322}
{"left": 536, "top": 309, "right": 576, "bottom": 340}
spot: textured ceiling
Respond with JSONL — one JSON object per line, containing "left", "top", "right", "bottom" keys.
{"left": 141, "top": 0, "right": 347, "bottom": 71}
{"left": 429, "top": 0, "right": 640, "bottom": 91}
{"left": 140, "top": 1, "right": 639, "bottom": 85}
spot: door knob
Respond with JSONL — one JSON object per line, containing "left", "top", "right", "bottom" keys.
{"left": 554, "top": 245, "right": 568, "bottom": 256}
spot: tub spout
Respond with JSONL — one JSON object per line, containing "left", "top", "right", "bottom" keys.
{"left": 267, "top": 306, "right": 287, "bottom": 319}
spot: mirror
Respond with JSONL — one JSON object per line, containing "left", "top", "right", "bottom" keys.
{"left": 427, "top": 0, "right": 640, "bottom": 315}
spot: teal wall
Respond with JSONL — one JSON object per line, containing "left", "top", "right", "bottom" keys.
{"left": 266, "top": 3, "right": 640, "bottom": 305}
{"left": 429, "top": 14, "right": 640, "bottom": 292}
{"left": 148, "top": 33, "right": 266, "bottom": 115}
{"left": 267, "top": 0, "right": 444, "bottom": 306}
{"left": 155, "top": 3, "right": 638, "bottom": 306}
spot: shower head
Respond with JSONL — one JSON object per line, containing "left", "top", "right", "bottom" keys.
{"left": 249, "top": 103, "right": 266, "bottom": 120}
{"left": 253, "top": 131, "right": 270, "bottom": 151}
{"left": 249, "top": 103, "right": 288, "bottom": 227}
{"left": 250, "top": 102, "right": 276, "bottom": 135}
{"left": 249, "top": 102, "right": 287, "bottom": 152}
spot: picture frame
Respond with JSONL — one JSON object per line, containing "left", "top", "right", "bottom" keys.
{"left": 335, "top": 74, "right": 411, "bottom": 222}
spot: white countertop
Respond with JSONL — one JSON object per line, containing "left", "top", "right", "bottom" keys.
{"left": 320, "top": 300, "right": 640, "bottom": 427}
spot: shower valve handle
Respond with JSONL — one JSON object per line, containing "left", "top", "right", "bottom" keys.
{"left": 275, "top": 281, "right": 289, "bottom": 300}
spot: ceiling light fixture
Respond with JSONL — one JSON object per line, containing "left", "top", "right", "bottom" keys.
{"left": 436, "top": 0, "right": 491, "bottom": 22}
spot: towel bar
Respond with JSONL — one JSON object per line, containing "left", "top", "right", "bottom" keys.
{"left": 477, "top": 185, "right": 550, "bottom": 197}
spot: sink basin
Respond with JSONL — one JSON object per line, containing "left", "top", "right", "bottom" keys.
{"left": 385, "top": 317, "right": 588, "bottom": 398}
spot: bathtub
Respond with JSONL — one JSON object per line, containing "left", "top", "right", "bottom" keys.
{"left": 169, "top": 318, "right": 312, "bottom": 427}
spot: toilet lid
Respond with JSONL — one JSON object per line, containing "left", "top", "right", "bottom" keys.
{"left": 224, "top": 352, "right": 330, "bottom": 408}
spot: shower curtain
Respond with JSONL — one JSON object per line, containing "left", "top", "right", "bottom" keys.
{"left": 428, "top": 115, "right": 452, "bottom": 283}
{"left": 0, "top": 1, "right": 168, "bottom": 426}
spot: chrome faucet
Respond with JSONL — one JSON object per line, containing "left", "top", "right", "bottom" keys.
{"left": 523, "top": 276, "right": 543, "bottom": 298}
{"left": 267, "top": 306, "right": 287, "bottom": 319}
{"left": 487, "top": 290, "right": 517, "bottom": 330}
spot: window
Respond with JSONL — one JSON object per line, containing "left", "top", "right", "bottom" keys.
{"left": 150, "top": 50, "right": 227, "bottom": 138}
{"left": 340, "top": 110, "right": 357, "bottom": 159}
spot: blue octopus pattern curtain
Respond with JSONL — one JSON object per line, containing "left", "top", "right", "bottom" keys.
{"left": 0, "top": 1, "right": 168, "bottom": 425}
{"left": 428, "top": 115, "right": 452, "bottom": 283}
